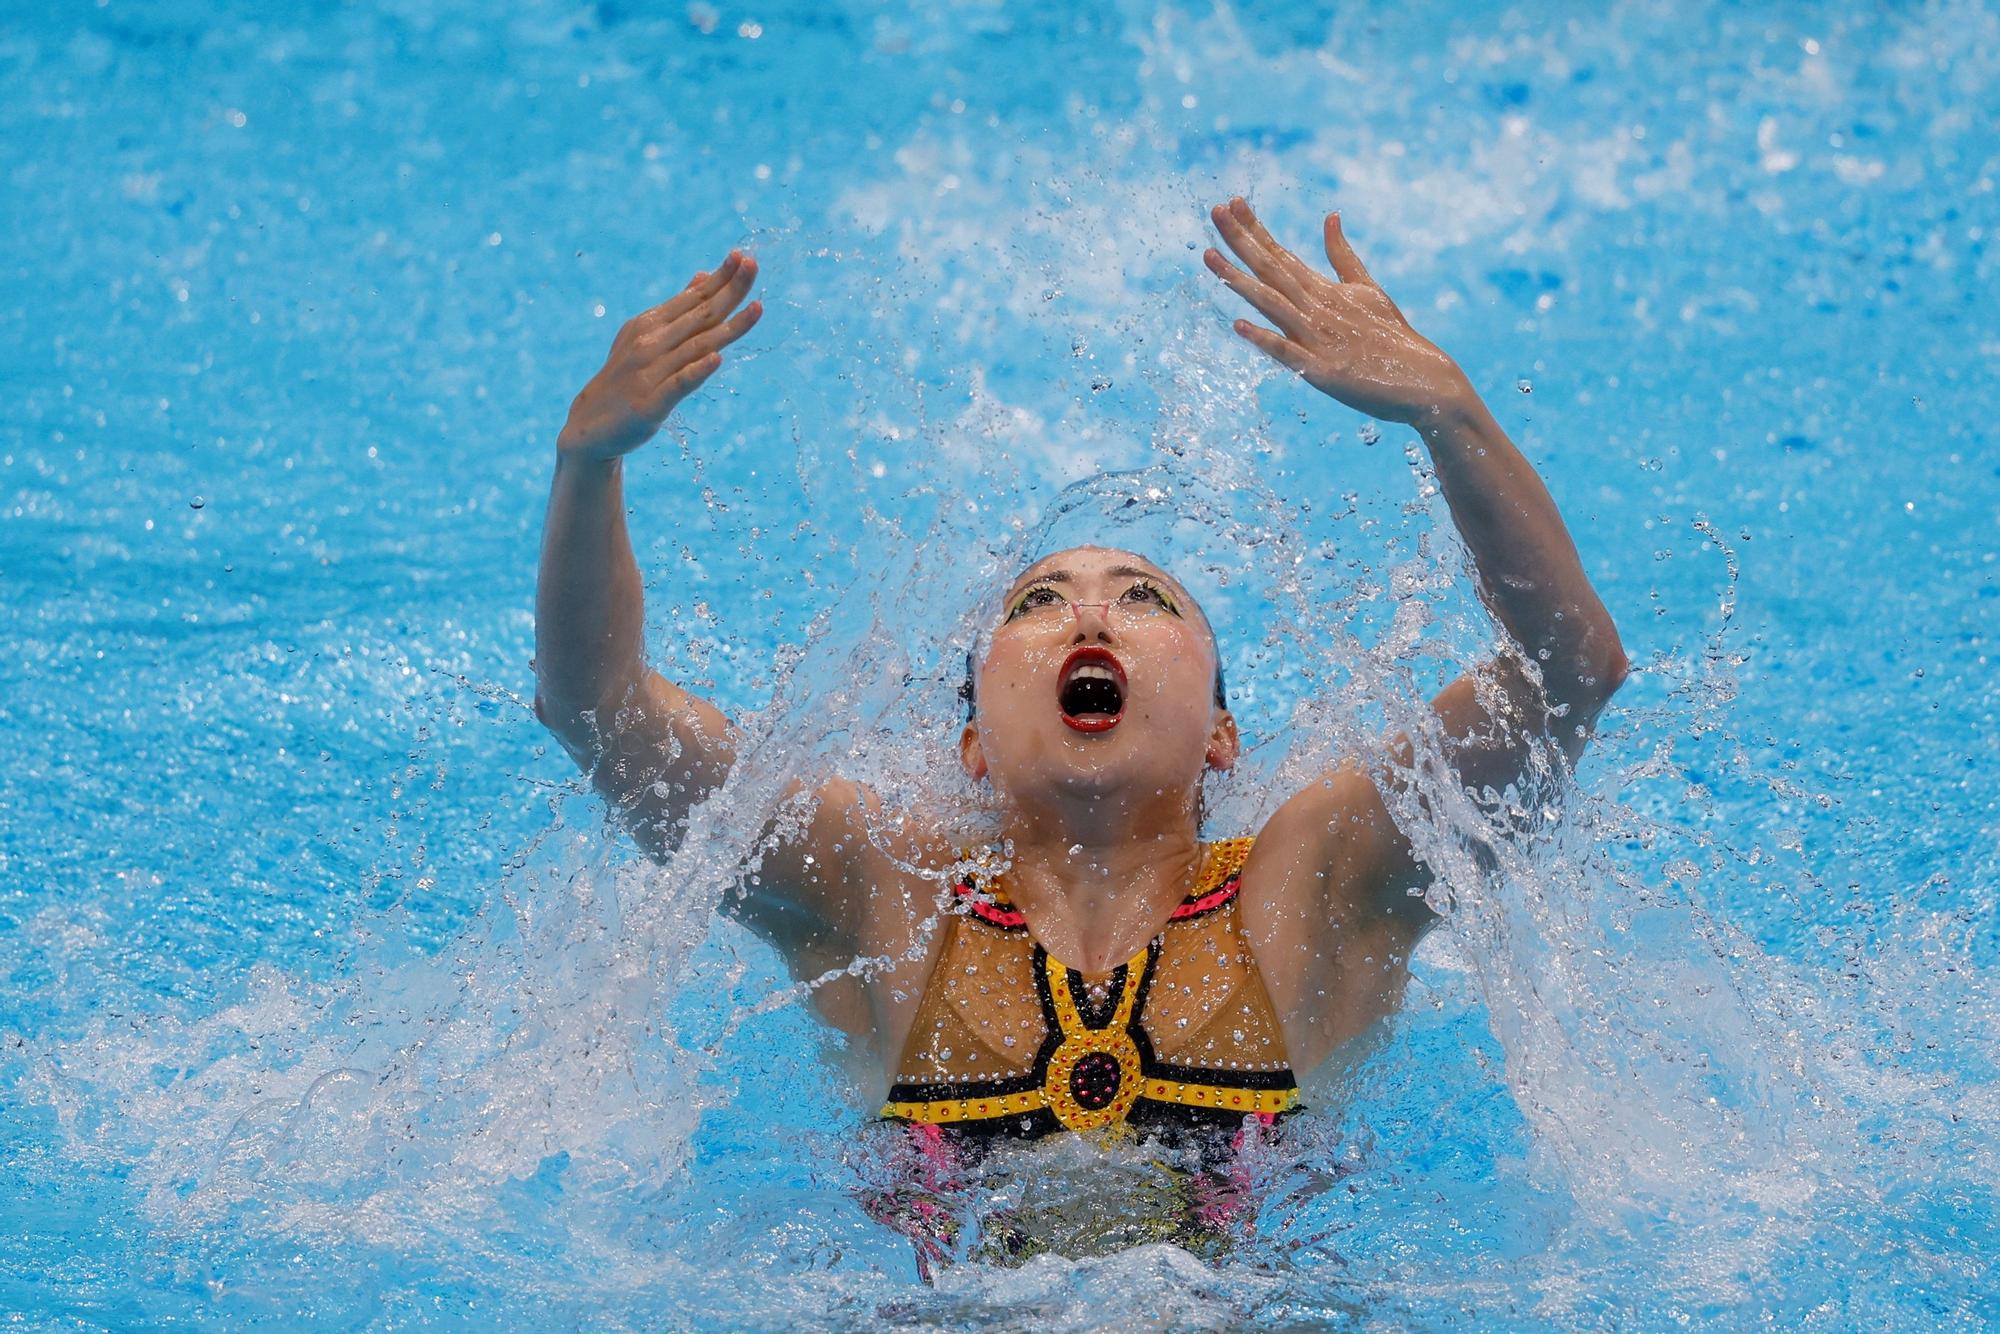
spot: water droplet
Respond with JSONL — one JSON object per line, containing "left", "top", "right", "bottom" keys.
{"left": 1358, "top": 422, "right": 1381, "bottom": 446}
{"left": 189, "top": 496, "right": 205, "bottom": 509}
{"left": 1517, "top": 378, "right": 1533, "bottom": 394}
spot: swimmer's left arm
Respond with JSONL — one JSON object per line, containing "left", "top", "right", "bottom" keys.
{"left": 1206, "top": 197, "right": 1629, "bottom": 931}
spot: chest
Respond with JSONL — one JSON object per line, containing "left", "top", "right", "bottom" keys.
{"left": 885, "top": 905, "right": 1299, "bottom": 1139}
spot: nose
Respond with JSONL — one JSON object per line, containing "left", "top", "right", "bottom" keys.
{"left": 1068, "top": 600, "right": 1117, "bottom": 642}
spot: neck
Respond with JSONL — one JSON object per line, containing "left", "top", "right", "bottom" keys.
{"left": 990, "top": 783, "right": 1207, "bottom": 973}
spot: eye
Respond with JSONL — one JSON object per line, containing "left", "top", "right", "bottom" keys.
{"left": 1120, "top": 580, "right": 1181, "bottom": 616}
{"left": 1006, "top": 584, "right": 1065, "bottom": 620}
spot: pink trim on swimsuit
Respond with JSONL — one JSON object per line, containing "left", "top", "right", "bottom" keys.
{"left": 950, "top": 867, "right": 1244, "bottom": 929}
{"left": 1168, "top": 875, "right": 1242, "bottom": 919}
{"left": 949, "top": 879, "right": 1028, "bottom": 928}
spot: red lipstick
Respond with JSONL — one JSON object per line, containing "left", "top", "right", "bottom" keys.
{"left": 1057, "top": 647, "right": 1127, "bottom": 733}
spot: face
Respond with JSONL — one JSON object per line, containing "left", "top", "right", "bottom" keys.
{"left": 960, "top": 546, "right": 1237, "bottom": 806}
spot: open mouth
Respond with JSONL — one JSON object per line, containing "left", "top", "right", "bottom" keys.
{"left": 1058, "top": 647, "right": 1127, "bottom": 733}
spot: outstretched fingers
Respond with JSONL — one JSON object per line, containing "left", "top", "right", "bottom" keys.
{"left": 651, "top": 350, "right": 725, "bottom": 408}
{"left": 626, "top": 252, "right": 745, "bottom": 343}
{"left": 1218, "top": 198, "right": 1324, "bottom": 298}
{"left": 1204, "top": 247, "right": 1304, "bottom": 338}
{"left": 1224, "top": 200, "right": 1320, "bottom": 296}
{"left": 1231, "top": 318, "right": 1311, "bottom": 374}
{"left": 648, "top": 254, "right": 759, "bottom": 355}
{"left": 1322, "top": 214, "right": 1376, "bottom": 287}
{"left": 653, "top": 299, "right": 762, "bottom": 388}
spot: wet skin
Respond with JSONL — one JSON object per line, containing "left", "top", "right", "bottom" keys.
{"left": 535, "top": 201, "right": 1630, "bottom": 1093}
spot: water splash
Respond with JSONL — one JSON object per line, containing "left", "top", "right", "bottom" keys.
{"left": 7, "top": 0, "right": 1996, "bottom": 1324}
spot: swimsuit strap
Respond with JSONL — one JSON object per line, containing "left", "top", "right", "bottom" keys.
{"left": 948, "top": 836, "right": 1255, "bottom": 930}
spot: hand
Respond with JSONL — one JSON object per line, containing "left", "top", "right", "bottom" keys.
{"left": 1204, "top": 199, "right": 1470, "bottom": 427}
{"left": 557, "top": 251, "right": 763, "bottom": 462}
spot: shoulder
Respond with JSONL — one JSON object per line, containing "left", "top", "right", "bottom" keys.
{"left": 835, "top": 786, "right": 962, "bottom": 953}
{"left": 1230, "top": 770, "right": 1438, "bottom": 1070}
{"left": 1246, "top": 765, "right": 1391, "bottom": 886}
{"left": 1238, "top": 762, "right": 1435, "bottom": 942}
{"left": 735, "top": 777, "right": 950, "bottom": 960}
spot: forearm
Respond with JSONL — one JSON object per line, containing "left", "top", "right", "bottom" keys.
{"left": 534, "top": 453, "right": 651, "bottom": 719}
{"left": 1414, "top": 386, "right": 1628, "bottom": 711}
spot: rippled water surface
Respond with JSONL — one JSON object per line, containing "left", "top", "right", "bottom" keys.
{"left": 3, "top": 1, "right": 1996, "bottom": 1328}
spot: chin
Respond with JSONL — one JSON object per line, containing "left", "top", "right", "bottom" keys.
{"left": 1005, "top": 723, "right": 1202, "bottom": 801}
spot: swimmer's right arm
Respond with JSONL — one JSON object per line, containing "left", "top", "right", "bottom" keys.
{"left": 533, "top": 255, "right": 928, "bottom": 981}
{"left": 534, "top": 253, "right": 762, "bottom": 822}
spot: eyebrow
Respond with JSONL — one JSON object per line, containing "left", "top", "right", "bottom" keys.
{"left": 1004, "top": 565, "right": 1178, "bottom": 600}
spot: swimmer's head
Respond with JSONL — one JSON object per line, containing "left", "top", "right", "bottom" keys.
{"left": 958, "top": 546, "right": 1238, "bottom": 801}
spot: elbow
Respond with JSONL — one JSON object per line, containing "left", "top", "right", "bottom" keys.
{"left": 1550, "top": 625, "right": 1630, "bottom": 720}
{"left": 532, "top": 683, "right": 602, "bottom": 773}
{"left": 533, "top": 667, "right": 622, "bottom": 736}
{"left": 1573, "top": 634, "right": 1631, "bottom": 727}
{"left": 532, "top": 682, "right": 577, "bottom": 734}
{"left": 1601, "top": 642, "right": 1632, "bottom": 696}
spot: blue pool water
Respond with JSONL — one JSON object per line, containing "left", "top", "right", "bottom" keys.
{"left": 3, "top": 1, "right": 1996, "bottom": 1327}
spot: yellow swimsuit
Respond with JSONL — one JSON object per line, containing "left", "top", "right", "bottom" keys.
{"left": 882, "top": 837, "right": 1301, "bottom": 1140}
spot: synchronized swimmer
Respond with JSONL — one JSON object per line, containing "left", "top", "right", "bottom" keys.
{"left": 533, "top": 195, "right": 1627, "bottom": 1262}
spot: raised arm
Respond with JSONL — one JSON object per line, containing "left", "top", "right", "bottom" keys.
{"left": 534, "top": 254, "right": 895, "bottom": 968}
{"left": 1204, "top": 198, "right": 1628, "bottom": 945}
{"left": 535, "top": 253, "right": 762, "bottom": 829}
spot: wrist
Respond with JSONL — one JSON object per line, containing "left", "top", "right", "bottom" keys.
{"left": 553, "top": 444, "right": 623, "bottom": 488}
{"left": 1408, "top": 373, "right": 1490, "bottom": 441}
{"left": 555, "top": 423, "right": 619, "bottom": 465}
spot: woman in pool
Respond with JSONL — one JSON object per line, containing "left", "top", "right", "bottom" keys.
{"left": 534, "top": 197, "right": 1627, "bottom": 1217}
